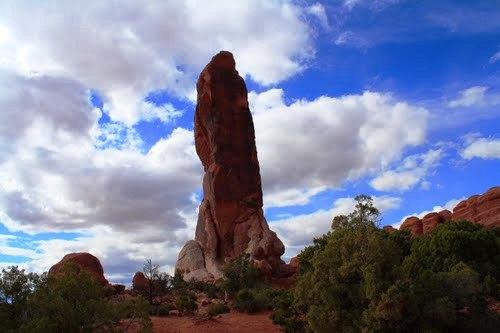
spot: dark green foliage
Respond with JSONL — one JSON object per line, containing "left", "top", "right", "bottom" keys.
{"left": 233, "top": 289, "right": 266, "bottom": 313}
{"left": 403, "top": 220, "right": 499, "bottom": 280}
{"left": 0, "top": 266, "right": 46, "bottom": 332}
{"left": 268, "top": 289, "right": 305, "bottom": 333}
{"left": 0, "top": 263, "right": 151, "bottom": 332}
{"left": 222, "top": 253, "right": 263, "bottom": 294}
{"left": 149, "top": 303, "right": 174, "bottom": 317}
{"left": 271, "top": 195, "right": 500, "bottom": 333}
{"left": 175, "top": 291, "right": 197, "bottom": 314}
{"left": 186, "top": 279, "right": 222, "bottom": 298}
{"left": 140, "top": 259, "right": 173, "bottom": 304}
{"left": 206, "top": 302, "right": 229, "bottom": 317}
{"left": 172, "top": 269, "right": 186, "bottom": 290}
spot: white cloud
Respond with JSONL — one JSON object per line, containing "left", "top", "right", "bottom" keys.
{"left": 0, "top": 71, "right": 201, "bottom": 235}
{"left": 272, "top": 195, "right": 401, "bottom": 258}
{"left": 393, "top": 197, "right": 465, "bottom": 229}
{"left": 448, "top": 86, "right": 488, "bottom": 108}
{"left": 461, "top": 135, "right": 500, "bottom": 160}
{"left": 489, "top": 50, "right": 500, "bottom": 64}
{"left": 306, "top": 3, "right": 330, "bottom": 29}
{"left": 370, "top": 148, "right": 443, "bottom": 192}
{"left": 264, "top": 186, "right": 326, "bottom": 208}
{"left": 0, "top": 0, "right": 315, "bottom": 125}
{"left": 250, "top": 89, "right": 429, "bottom": 206}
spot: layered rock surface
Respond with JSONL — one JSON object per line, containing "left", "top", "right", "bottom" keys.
{"left": 399, "top": 186, "right": 500, "bottom": 235}
{"left": 48, "top": 252, "right": 109, "bottom": 286}
{"left": 175, "top": 51, "right": 287, "bottom": 280}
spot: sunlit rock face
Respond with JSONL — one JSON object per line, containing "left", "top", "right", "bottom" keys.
{"left": 175, "top": 51, "right": 288, "bottom": 280}
{"left": 452, "top": 187, "right": 500, "bottom": 228}
{"left": 399, "top": 186, "right": 500, "bottom": 236}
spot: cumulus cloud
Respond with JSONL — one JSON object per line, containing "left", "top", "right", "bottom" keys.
{"left": 272, "top": 195, "right": 401, "bottom": 258}
{"left": 461, "top": 135, "right": 500, "bottom": 160}
{"left": 448, "top": 86, "right": 488, "bottom": 108}
{"left": 250, "top": 88, "right": 429, "bottom": 206}
{"left": 370, "top": 148, "right": 443, "bottom": 192}
{"left": 0, "top": 0, "right": 315, "bottom": 125}
{"left": 0, "top": 70, "right": 201, "bottom": 235}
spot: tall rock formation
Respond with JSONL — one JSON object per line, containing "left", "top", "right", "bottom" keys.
{"left": 399, "top": 186, "right": 500, "bottom": 236}
{"left": 175, "top": 51, "right": 286, "bottom": 280}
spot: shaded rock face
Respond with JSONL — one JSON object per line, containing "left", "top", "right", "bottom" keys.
{"left": 48, "top": 252, "right": 108, "bottom": 286}
{"left": 176, "top": 51, "right": 286, "bottom": 280}
{"left": 132, "top": 272, "right": 149, "bottom": 291}
{"left": 399, "top": 186, "right": 500, "bottom": 236}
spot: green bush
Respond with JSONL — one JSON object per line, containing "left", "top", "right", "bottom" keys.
{"left": 175, "top": 292, "right": 197, "bottom": 314}
{"left": 276, "top": 195, "right": 500, "bottom": 333}
{"left": 0, "top": 263, "right": 151, "bottom": 332}
{"left": 234, "top": 289, "right": 266, "bottom": 313}
{"left": 207, "top": 302, "right": 229, "bottom": 317}
{"left": 222, "top": 254, "right": 263, "bottom": 294}
{"left": 150, "top": 303, "right": 174, "bottom": 317}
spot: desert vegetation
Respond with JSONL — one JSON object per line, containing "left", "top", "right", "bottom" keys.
{"left": 0, "top": 263, "right": 151, "bottom": 332}
{"left": 269, "top": 195, "right": 500, "bottom": 332}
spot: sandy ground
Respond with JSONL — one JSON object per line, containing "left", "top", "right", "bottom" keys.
{"left": 128, "top": 311, "right": 282, "bottom": 333}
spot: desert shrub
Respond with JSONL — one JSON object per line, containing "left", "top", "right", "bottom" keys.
{"left": 175, "top": 291, "right": 197, "bottom": 314}
{"left": 19, "top": 263, "right": 151, "bottom": 332}
{"left": 207, "top": 302, "right": 229, "bottom": 317}
{"left": 222, "top": 254, "right": 263, "bottom": 294}
{"left": 277, "top": 195, "right": 500, "bottom": 333}
{"left": 171, "top": 270, "right": 186, "bottom": 291}
{"left": 149, "top": 303, "right": 174, "bottom": 317}
{"left": 186, "top": 279, "right": 222, "bottom": 298}
{"left": 140, "top": 259, "right": 173, "bottom": 304}
{"left": 234, "top": 289, "right": 266, "bottom": 313}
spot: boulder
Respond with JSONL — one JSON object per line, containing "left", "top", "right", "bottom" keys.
{"left": 175, "top": 240, "right": 212, "bottom": 281}
{"left": 48, "top": 252, "right": 108, "bottom": 286}
{"left": 132, "top": 272, "right": 149, "bottom": 291}
{"left": 176, "top": 51, "right": 286, "bottom": 280}
{"left": 400, "top": 216, "right": 423, "bottom": 236}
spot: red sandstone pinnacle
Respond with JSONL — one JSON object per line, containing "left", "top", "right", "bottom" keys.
{"left": 48, "top": 252, "right": 109, "bottom": 286}
{"left": 398, "top": 186, "right": 499, "bottom": 236}
{"left": 176, "top": 51, "right": 288, "bottom": 280}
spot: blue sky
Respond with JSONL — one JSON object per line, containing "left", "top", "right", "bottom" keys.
{"left": 0, "top": 0, "right": 499, "bottom": 284}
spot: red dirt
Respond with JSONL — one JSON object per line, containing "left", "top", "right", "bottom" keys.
{"left": 129, "top": 311, "right": 282, "bottom": 333}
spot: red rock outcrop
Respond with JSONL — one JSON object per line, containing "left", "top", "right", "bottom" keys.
{"left": 400, "top": 216, "right": 423, "bottom": 236}
{"left": 132, "top": 271, "right": 149, "bottom": 291}
{"left": 398, "top": 186, "right": 499, "bottom": 235}
{"left": 175, "top": 51, "right": 287, "bottom": 280}
{"left": 452, "top": 187, "right": 500, "bottom": 228}
{"left": 48, "top": 252, "right": 108, "bottom": 286}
